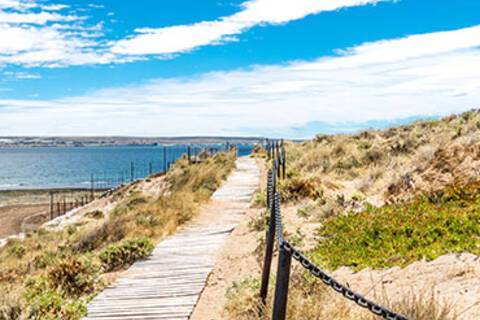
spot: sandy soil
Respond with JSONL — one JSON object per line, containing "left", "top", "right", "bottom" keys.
{"left": 190, "top": 205, "right": 265, "bottom": 320}
{"left": 0, "top": 204, "right": 48, "bottom": 238}
{"left": 190, "top": 159, "right": 266, "bottom": 320}
{"left": 333, "top": 253, "right": 480, "bottom": 319}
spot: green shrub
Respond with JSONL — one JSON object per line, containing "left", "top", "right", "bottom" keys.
{"left": 8, "top": 243, "right": 26, "bottom": 258}
{"left": 85, "top": 210, "right": 104, "bottom": 219}
{"left": 99, "top": 237, "right": 154, "bottom": 272}
{"left": 24, "top": 286, "right": 86, "bottom": 320}
{"left": 135, "top": 212, "right": 162, "bottom": 228}
{"left": 71, "top": 218, "right": 126, "bottom": 253}
{"left": 253, "top": 190, "right": 267, "bottom": 207}
{"left": 47, "top": 257, "right": 97, "bottom": 297}
{"left": 312, "top": 182, "right": 480, "bottom": 270}
{"left": 34, "top": 251, "right": 60, "bottom": 269}
{"left": 248, "top": 210, "right": 269, "bottom": 232}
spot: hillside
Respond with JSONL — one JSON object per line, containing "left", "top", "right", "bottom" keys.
{"left": 0, "top": 152, "right": 236, "bottom": 319}
{"left": 219, "top": 111, "right": 480, "bottom": 320}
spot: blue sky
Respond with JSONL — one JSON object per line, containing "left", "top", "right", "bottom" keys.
{"left": 0, "top": 0, "right": 480, "bottom": 137}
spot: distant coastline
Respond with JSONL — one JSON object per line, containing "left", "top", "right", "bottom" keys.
{"left": 0, "top": 136, "right": 263, "bottom": 148}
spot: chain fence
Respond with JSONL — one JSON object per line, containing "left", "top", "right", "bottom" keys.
{"left": 260, "top": 139, "right": 409, "bottom": 320}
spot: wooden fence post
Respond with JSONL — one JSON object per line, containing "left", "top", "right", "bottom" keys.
{"left": 281, "top": 139, "right": 286, "bottom": 179}
{"left": 130, "top": 161, "right": 135, "bottom": 181}
{"left": 163, "top": 147, "right": 167, "bottom": 173}
{"left": 49, "top": 192, "right": 54, "bottom": 220}
{"left": 90, "top": 173, "right": 94, "bottom": 200}
{"left": 259, "top": 170, "right": 276, "bottom": 306}
{"left": 272, "top": 245, "right": 292, "bottom": 320}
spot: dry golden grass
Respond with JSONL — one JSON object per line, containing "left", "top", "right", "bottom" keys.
{"left": 0, "top": 151, "right": 236, "bottom": 320}
{"left": 225, "top": 271, "right": 458, "bottom": 320}
{"left": 227, "top": 111, "right": 480, "bottom": 320}
{"left": 281, "top": 110, "right": 480, "bottom": 215}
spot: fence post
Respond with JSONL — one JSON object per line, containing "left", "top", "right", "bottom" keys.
{"left": 259, "top": 170, "right": 276, "bottom": 306}
{"left": 163, "top": 147, "right": 167, "bottom": 173}
{"left": 149, "top": 162, "right": 153, "bottom": 175}
{"left": 281, "top": 139, "right": 286, "bottom": 179}
{"left": 49, "top": 192, "right": 54, "bottom": 220}
{"left": 187, "top": 146, "right": 191, "bottom": 163}
{"left": 90, "top": 173, "right": 94, "bottom": 200}
{"left": 272, "top": 244, "right": 292, "bottom": 320}
{"left": 130, "top": 161, "right": 135, "bottom": 181}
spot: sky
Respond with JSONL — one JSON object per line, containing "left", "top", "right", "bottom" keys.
{"left": 0, "top": 0, "right": 479, "bottom": 138}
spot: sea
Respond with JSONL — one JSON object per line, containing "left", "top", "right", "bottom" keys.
{"left": 0, "top": 144, "right": 254, "bottom": 190}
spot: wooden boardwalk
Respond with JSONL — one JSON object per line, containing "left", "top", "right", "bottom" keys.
{"left": 83, "top": 157, "right": 260, "bottom": 320}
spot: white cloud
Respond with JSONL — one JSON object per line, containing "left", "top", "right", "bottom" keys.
{"left": 3, "top": 71, "right": 41, "bottom": 79}
{"left": 1, "top": 25, "right": 479, "bottom": 137}
{"left": 0, "top": 0, "right": 118, "bottom": 67}
{"left": 111, "top": 0, "right": 387, "bottom": 56}
{"left": 0, "top": 0, "right": 392, "bottom": 67}
{"left": 0, "top": 11, "right": 77, "bottom": 24}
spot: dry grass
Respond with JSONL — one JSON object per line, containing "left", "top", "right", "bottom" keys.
{"left": 226, "top": 111, "right": 480, "bottom": 320}
{"left": 280, "top": 110, "right": 480, "bottom": 215}
{"left": 0, "top": 151, "right": 236, "bottom": 319}
{"left": 225, "top": 270, "right": 458, "bottom": 320}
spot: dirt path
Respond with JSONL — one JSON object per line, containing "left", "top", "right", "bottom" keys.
{"left": 83, "top": 157, "right": 260, "bottom": 320}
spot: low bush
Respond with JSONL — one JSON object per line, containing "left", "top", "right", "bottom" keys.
{"left": 71, "top": 217, "right": 126, "bottom": 253}
{"left": 24, "top": 287, "right": 87, "bottom": 320}
{"left": 279, "top": 176, "right": 322, "bottom": 201}
{"left": 312, "top": 182, "right": 480, "bottom": 270}
{"left": 99, "top": 237, "right": 154, "bottom": 272}
{"left": 85, "top": 210, "right": 104, "bottom": 219}
{"left": 47, "top": 257, "right": 98, "bottom": 297}
{"left": 8, "top": 242, "right": 26, "bottom": 259}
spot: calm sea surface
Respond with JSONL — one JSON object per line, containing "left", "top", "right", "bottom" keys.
{"left": 0, "top": 144, "right": 253, "bottom": 190}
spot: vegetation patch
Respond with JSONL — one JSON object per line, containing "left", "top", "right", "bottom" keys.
{"left": 0, "top": 151, "right": 236, "bottom": 320}
{"left": 312, "top": 182, "right": 480, "bottom": 270}
{"left": 99, "top": 237, "right": 154, "bottom": 272}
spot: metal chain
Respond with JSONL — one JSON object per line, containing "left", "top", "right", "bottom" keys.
{"left": 279, "top": 240, "right": 408, "bottom": 320}
{"left": 267, "top": 139, "right": 408, "bottom": 320}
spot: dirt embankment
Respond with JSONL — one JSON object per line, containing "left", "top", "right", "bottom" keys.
{"left": 0, "top": 189, "right": 100, "bottom": 239}
{"left": 0, "top": 204, "right": 48, "bottom": 238}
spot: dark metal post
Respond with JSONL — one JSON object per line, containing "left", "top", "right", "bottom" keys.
{"left": 163, "top": 146, "right": 167, "bottom": 173}
{"left": 149, "top": 162, "right": 153, "bottom": 175}
{"left": 272, "top": 245, "right": 292, "bottom": 320}
{"left": 90, "top": 173, "right": 94, "bottom": 201}
{"left": 49, "top": 192, "right": 54, "bottom": 220}
{"left": 260, "top": 170, "right": 276, "bottom": 306}
{"left": 281, "top": 139, "right": 286, "bottom": 179}
{"left": 129, "top": 161, "right": 134, "bottom": 181}
{"left": 187, "top": 146, "right": 191, "bottom": 163}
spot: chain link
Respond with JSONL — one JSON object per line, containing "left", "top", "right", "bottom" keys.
{"left": 278, "top": 240, "right": 408, "bottom": 320}
{"left": 267, "top": 139, "right": 409, "bottom": 320}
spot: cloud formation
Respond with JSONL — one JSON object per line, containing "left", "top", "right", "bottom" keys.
{"left": 1, "top": 25, "right": 479, "bottom": 137}
{"left": 111, "top": 0, "right": 386, "bottom": 56}
{"left": 0, "top": 0, "right": 390, "bottom": 67}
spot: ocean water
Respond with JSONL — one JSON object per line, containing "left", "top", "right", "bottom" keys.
{"left": 0, "top": 144, "right": 253, "bottom": 190}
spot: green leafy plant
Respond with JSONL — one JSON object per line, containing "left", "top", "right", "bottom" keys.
{"left": 312, "top": 182, "right": 480, "bottom": 270}
{"left": 99, "top": 237, "right": 154, "bottom": 272}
